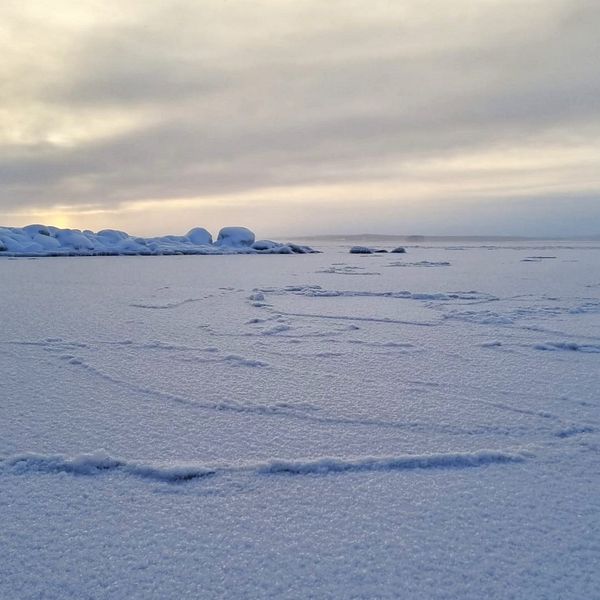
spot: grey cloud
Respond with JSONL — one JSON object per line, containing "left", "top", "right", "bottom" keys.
{"left": 1, "top": 0, "right": 599, "bottom": 224}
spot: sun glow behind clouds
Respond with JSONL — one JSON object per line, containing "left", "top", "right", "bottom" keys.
{"left": 8, "top": 138, "right": 600, "bottom": 238}
{"left": 47, "top": 213, "right": 71, "bottom": 229}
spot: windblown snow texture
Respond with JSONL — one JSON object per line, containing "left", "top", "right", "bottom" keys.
{"left": 1, "top": 238, "right": 599, "bottom": 599}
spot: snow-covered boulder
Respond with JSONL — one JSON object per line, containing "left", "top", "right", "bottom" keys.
{"left": 22, "top": 242, "right": 45, "bottom": 253}
{"left": 32, "top": 233, "right": 61, "bottom": 250}
{"left": 215, "top": 227, "right": 256, "bottom": 248}
{"left": 288, "top": 243, "right": 317, "bottom": 254}
{"left": 252, "top": 240, "right": 319, "bottom": 254}
{"left": 252, "top": 240, "right": 278, "bottom": 251}
{"left": 54, "top": 229, "right": 95, "bottom": 251}
{"left": 96, "top": 229, "right": 129, "bottom": 244}
{"left": 186, "top": 227, "right": 213, "bottom": 245}
{"left": 0, "top": 224, "right": 316, "bottom": 256}
{"left": 350, "top": 246, "right": 390, "bottom": 254}
{"left": 22, "top": 224, "right": 52, "bottom": 237}
{"left": 114, "top": 238, "right": 149, "bottom": 254}
{"left": 0, "top": 229, "right": 32, "bottom": 252}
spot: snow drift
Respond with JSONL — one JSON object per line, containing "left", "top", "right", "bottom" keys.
{"left": 0, "top": 225, "right": 317, "bottom": 257}
{"left": 1, "top": 448, "right": 529, "bottom": 482}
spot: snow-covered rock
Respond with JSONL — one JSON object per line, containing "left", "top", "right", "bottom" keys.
{"left": 252, "top": 240, "right": 278, "bottom": 251}
{"left": 287, "top": 243, "right": 316, "bottom": 254}
{"left": 0, "top": 225, "right": 318, "bottom": 257}
{"left": 350, "top": 246, "right": 391, "bottom": 254}
{"left": 54, "top": 229, "right": 95, "bottom": 251}
{"left": 391, "top": 246, "right": 407, "bottom": 253}
{"left": 186, "top": 227, "right": 213, "bottom": 245}
{"left": 32, "top": 233, "right": 61, "bottom": 251}
{"left": 22, "top": 224, "right": 52, "bottom": 237}
{"left": 96, "top": 229, "right": 130, "bottom": 243}
{"left": 215, "top": 227, "right": 255, "bottom": 248}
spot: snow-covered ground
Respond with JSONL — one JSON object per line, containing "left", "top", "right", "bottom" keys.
{"left": 1, "top": 239, "right": 599, "bottom": 599}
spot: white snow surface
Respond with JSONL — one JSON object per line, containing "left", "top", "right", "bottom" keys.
{"left": 0, "top": 224, "right": 316, "bottom": 256}
{"left": 1, "top": 238, "right": 600, "bottom": 599}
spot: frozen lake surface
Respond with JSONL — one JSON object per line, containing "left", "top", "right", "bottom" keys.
{"left": 1, "top": 240, "right": 599, "bottom": 599}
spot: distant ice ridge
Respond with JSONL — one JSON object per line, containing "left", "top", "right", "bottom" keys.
{"left": 0, "top": 224, "right": 318, "bottom": 256}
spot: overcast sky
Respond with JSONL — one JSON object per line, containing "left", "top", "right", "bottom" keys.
{"left": 1, "top": 0, "right": 599, "bottom": 237}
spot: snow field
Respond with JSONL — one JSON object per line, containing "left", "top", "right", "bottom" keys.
{"left": 1, "top": 240, "right": 599, "bottom": 599}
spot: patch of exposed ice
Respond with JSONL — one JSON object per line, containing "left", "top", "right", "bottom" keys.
{"left": 270, "top": 286, "right": 496, "bottom": 302}
{"left": 317, "top": 265, "right": 381, "bottom": 275}
{"left": 387, "top": 261, "right": 450, "bottom": 268}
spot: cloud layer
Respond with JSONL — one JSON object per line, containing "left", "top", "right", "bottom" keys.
{"left": 1, "top": 0, "right": 599, "bottom": 235}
